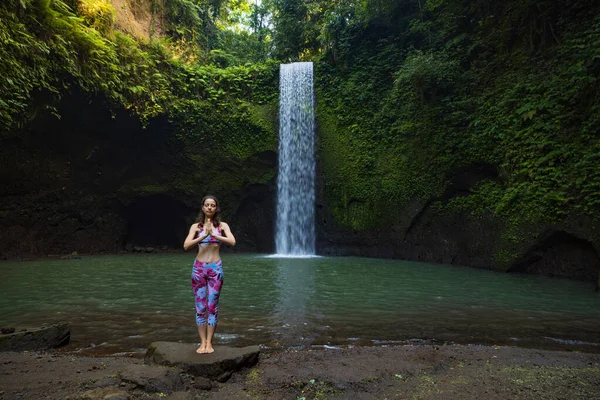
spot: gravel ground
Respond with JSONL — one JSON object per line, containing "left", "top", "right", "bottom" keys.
{"left": 1, "top": 344, "right": 599, "bottom": 399}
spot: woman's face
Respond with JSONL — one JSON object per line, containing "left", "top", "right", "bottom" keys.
{"left": 202, "top": 198, "right": 217, "bottom": 216}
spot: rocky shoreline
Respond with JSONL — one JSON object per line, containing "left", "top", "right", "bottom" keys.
{"left": 1, "top": 342, "right": 599, "bottom": 400}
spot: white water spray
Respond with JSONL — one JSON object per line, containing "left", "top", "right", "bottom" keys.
{"left": 275, "top": 62, "right": 315, "bottom": 256}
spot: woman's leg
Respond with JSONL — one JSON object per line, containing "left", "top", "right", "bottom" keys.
{"left": 205, "top": 325, "right": 217, "bottom": 353}
{"left": 205, "top": 261, "right": 224, "bottom": 353}
{"left": 191, "top": 261, "right": 209, "bottom": 353}
{"left": 197, "top": 325, "right": 208, "bottom": 353}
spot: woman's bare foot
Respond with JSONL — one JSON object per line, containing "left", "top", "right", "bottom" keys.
{"left": 205, "top": 344, "right": 214, "bottom": 354}
{"left": 196, "top": 343, "right": 207, "bottom": 354}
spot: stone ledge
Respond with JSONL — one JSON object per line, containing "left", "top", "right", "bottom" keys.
{"left": 145, "top": 341, "right": 260, "bottom": 381}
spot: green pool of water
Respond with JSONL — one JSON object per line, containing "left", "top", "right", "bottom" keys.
{"left": 1, "top": 253, "right": 598, "bottom": 354}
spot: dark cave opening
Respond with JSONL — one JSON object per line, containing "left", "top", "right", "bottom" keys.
{"left": 441, "top": 163, "right": 499, "bottom": 201}
{"left": 125, "top": 195, "right": 196, "bottom": 248}
{"left": 508, "top": 231, "right": 600, "bottom": 282}
{"left": 233, "top": 183, "right": 276, "bottom": 253}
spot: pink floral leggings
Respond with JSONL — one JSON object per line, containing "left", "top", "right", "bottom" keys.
{"left": 191, "top": 259, "right": 223, "bottom": 326}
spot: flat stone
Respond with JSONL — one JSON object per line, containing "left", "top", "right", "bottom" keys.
{"left": 119, "top": 364, "right": 184, "bottom": 394}
{"left": 0, "top": 324, "right": 70, "bottom": 352}
{"left": 145, "top": 342, "right": 260, "bottom": 380}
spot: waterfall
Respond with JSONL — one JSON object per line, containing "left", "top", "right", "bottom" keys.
{"left": 275, "top": 62, "right": 315, "bottom": 256}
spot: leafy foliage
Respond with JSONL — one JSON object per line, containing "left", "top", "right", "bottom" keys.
{"left": 163, "top": 0, "right": 273, "bottom": 64}
{"left": 0, "top": 0, "right": 122, "bottom": 131}
{"left": 0, "top": 0, "right": 278, "bottom": 135}
{"left": 2, "top": 0, "right": 599, "bottom": 265}
{"left": 303, "top": 0, "right": 600, "bottom": 250}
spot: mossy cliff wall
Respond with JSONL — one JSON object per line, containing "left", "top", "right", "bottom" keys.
{"left": 0, "top": 0, "right": 280, "bottom": 257}
{"left": 312, "top": 14, "right": 600, "bottom": 286}
{"left": 0, "top": 85, "right": 279, "bottom": 257}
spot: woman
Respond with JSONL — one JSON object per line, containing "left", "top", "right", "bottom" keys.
{"left": 183, "top": 195, "right": 236, "bottom": 354}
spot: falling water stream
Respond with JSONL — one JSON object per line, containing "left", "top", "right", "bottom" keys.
{"left": 275, "top": 62, "right": 315, "bottom": 256}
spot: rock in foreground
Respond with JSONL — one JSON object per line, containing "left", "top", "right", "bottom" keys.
{"left": 145, "top": 341, "right": 259, "bottom": 381}
{"left": 0, "top": 324, "right": 70, "bottom": 351}
{"left": 119, "top": 364, "right": 184, "bottom": 393}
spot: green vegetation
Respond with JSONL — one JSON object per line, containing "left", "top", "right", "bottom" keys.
{"left": 0, "top": 0, "right": 278, "bottom": 143}
{"left": 1, "top": 0, "right": 599, "bottom": 264}
{"left": 0, "top": 0, "right": 279, "bottom": 215}
{"left": 313, "top": 0, "right": 600, "bottom": 223}
{"left": 287, "top": 0, "right": 599, "bottom": 263}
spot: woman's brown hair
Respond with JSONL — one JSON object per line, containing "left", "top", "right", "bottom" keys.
{"left": 196, "top": 195, "right": 221, "bottom": 227}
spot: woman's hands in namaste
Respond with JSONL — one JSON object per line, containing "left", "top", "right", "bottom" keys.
{"left": 203, "top": 222, "right": 214, "bottom": 236}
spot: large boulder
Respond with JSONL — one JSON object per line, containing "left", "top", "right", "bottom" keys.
{"left": 0, "top": 324, "right": 70, "bottom": 351}
{"left": 145, "top": 342, "right": 259, "bottom": 381}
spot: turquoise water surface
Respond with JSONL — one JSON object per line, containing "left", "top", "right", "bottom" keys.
{"left": 1, "top": 253, "right": 598, "bottom": 354}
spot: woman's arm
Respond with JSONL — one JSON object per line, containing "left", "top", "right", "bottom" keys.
{"left": 214, "top": 222, "right": 236, "bottom": 246}
{"left": 183, "top": 223, "right": 207, "bottom": 250}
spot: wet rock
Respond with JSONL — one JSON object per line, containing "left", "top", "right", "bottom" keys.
{"left": 145, "top": 341, "right": 260, "bottom": 380}
{"left": 166, "top": 392, "right": 194, "bottom": 400}
{"left": 103, "top": 394, "right": 130, "bottom": 400}
{"left": 216, "top": 370, "right": 233, "bottom": 383}
{"left": 119, "top": 364, "right": 184, "bottom": 394}
{"left": 78, "top": 387, "right": 129, "bottom": 400}
{"left": 60, "top": 251, "right": 81, "bottom": 259}
{"left": 192, "top": 376, "right": 213, "bottom": 390}
{"left": 94, "top": 377, "right": 119, "bottom": 388}
{"left": 1, "top": 328, "right": 15, "bottom": 334}
{"left": 0, "top": 324, "right": 70, "bottom": 351}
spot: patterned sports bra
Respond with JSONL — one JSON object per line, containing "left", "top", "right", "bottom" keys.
{"left": 198, "top": 224, "right": 222, "bottom": 246}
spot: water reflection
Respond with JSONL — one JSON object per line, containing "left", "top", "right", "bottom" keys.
{"left": 271, "top": 257, "right": 318, "bottom": 347}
